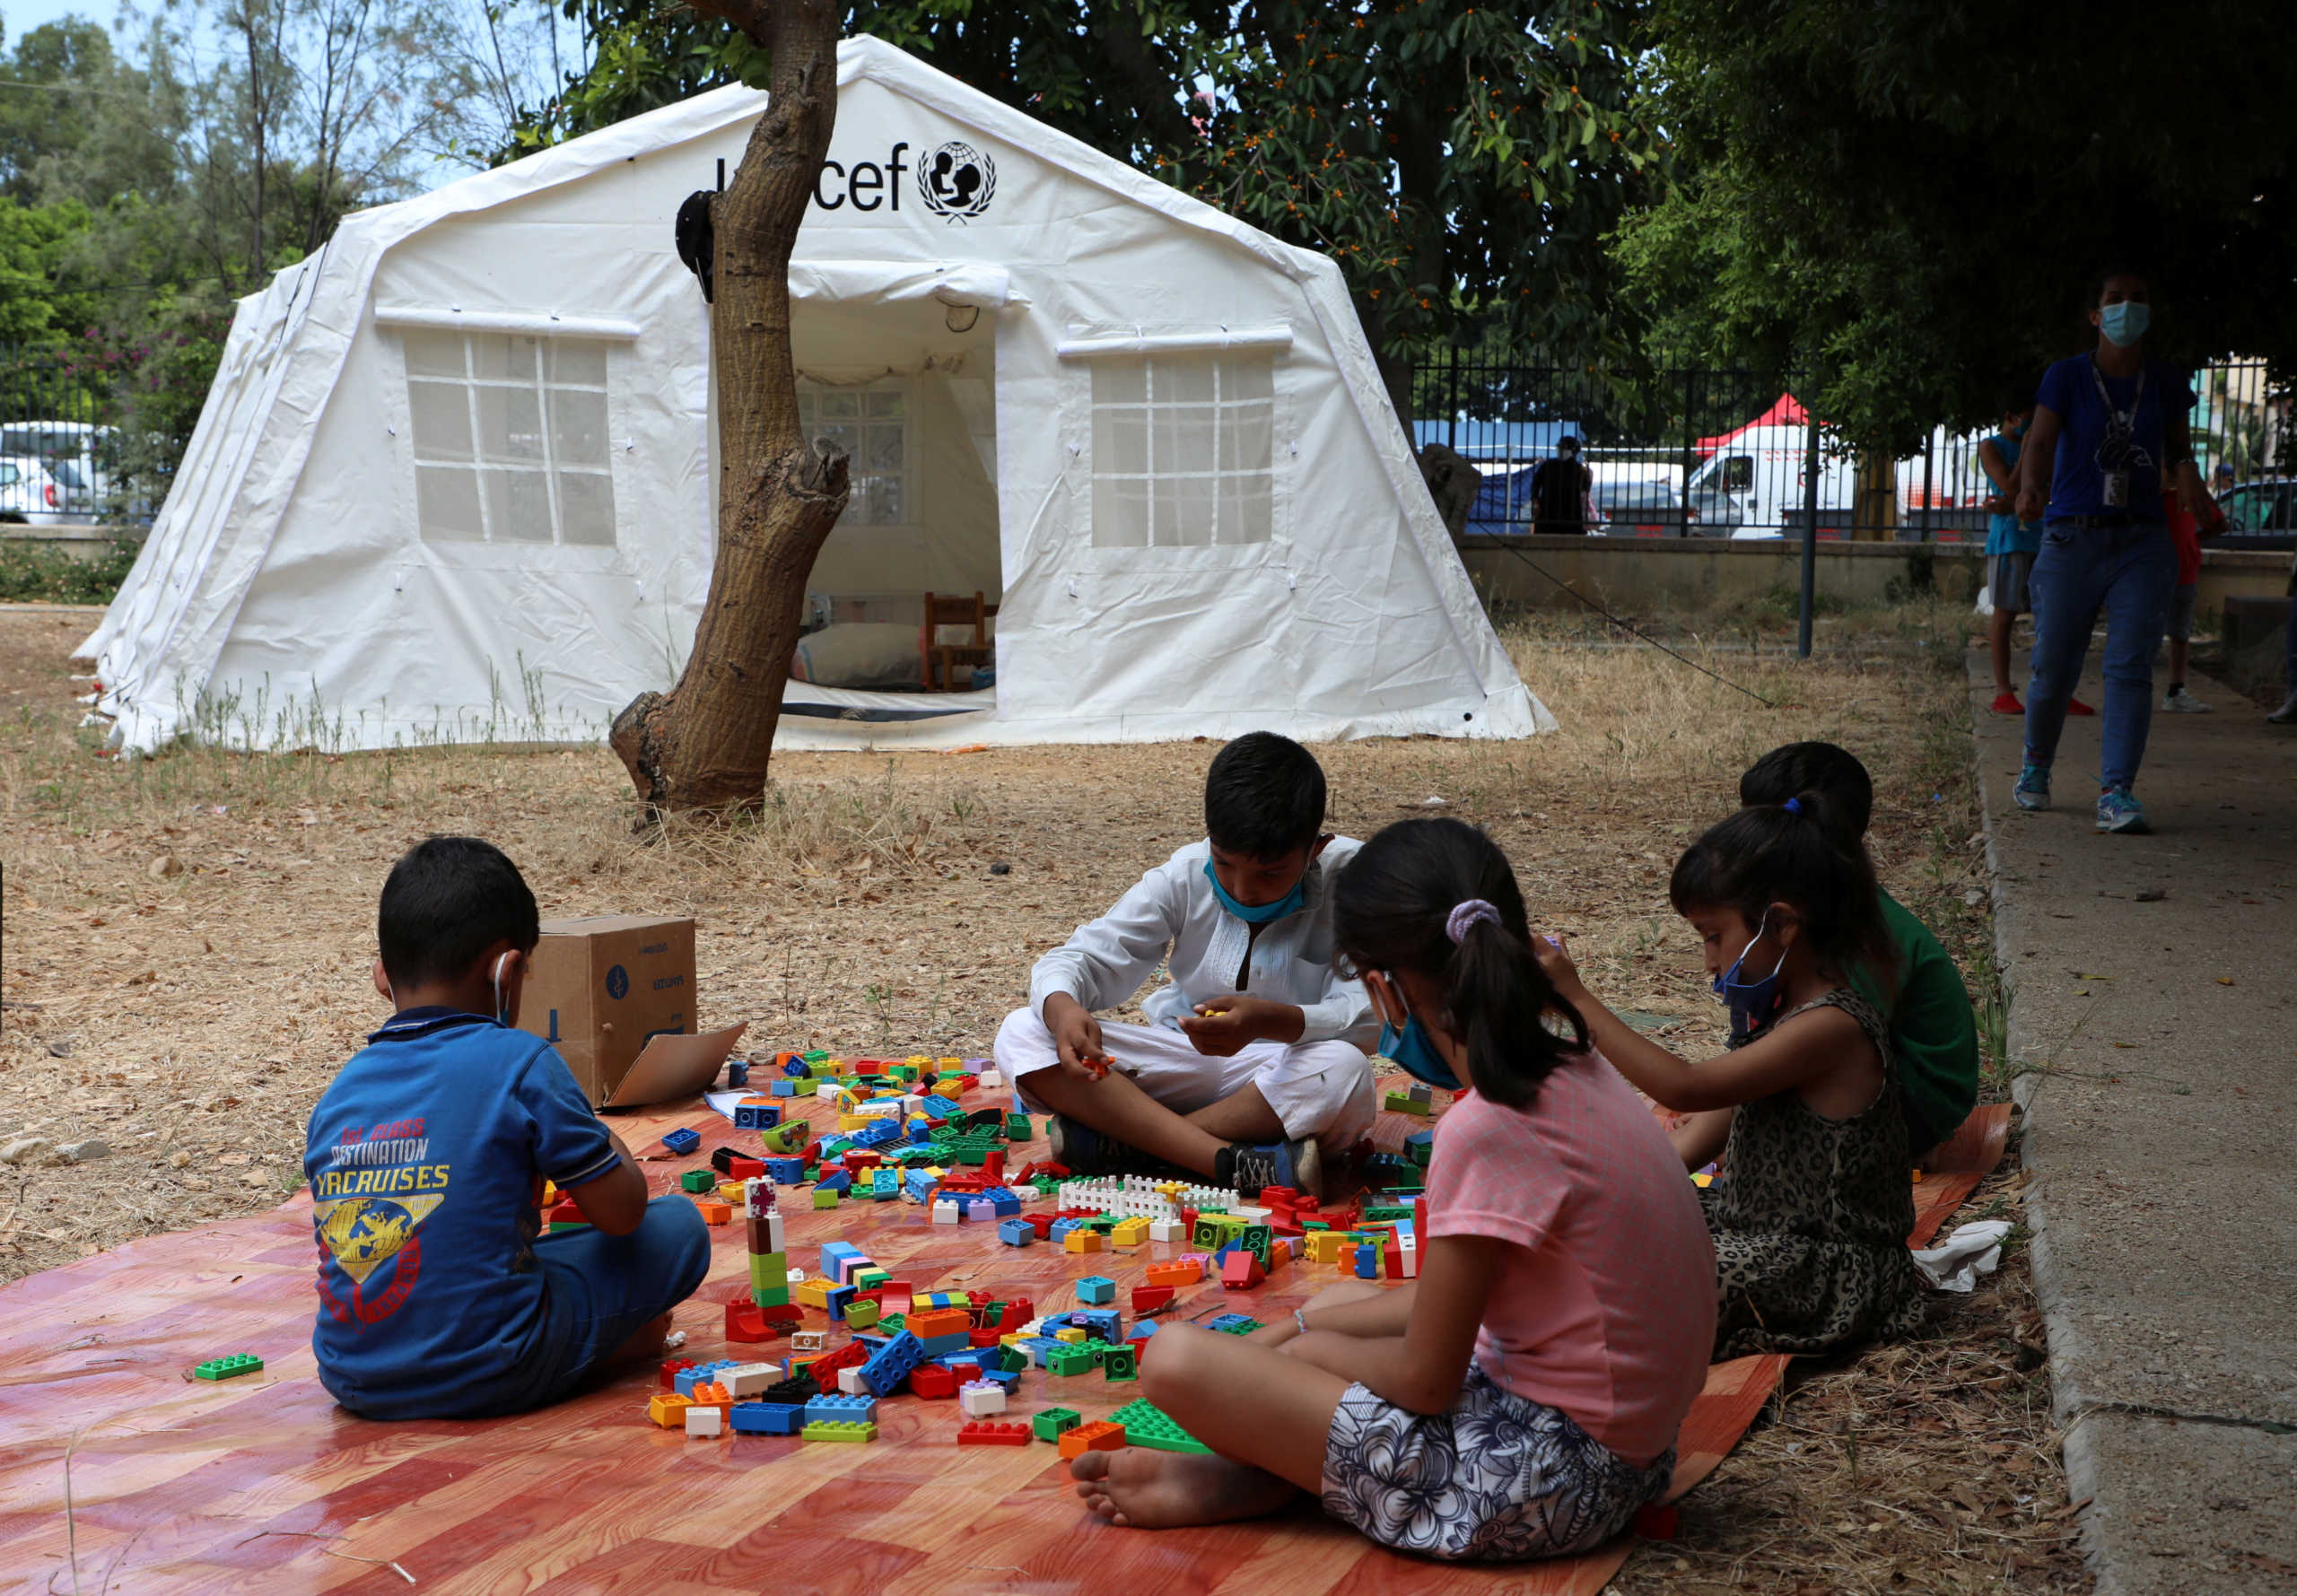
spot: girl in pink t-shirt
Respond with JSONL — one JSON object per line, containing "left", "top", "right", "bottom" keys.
{"left": 1071, "top": 819, "right": 1716, "bottom": 1562}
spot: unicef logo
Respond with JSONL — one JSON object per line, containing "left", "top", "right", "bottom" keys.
{"left": 919, "top": 141, "right": 996, "bottom": 223}
{"left": 605, "top": 964, "right": 629, "bottom": 1000}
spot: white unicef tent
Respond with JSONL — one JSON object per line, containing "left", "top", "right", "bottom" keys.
{"left": 83, "top": 36, "right": 1549, "bottom": 752}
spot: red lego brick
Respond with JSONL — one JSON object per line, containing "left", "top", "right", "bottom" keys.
{"left": 958, "top": 1420, "right": 1031, "bottom": 1446}
{"left": 1026, "top": 1214, "right": 1055, "bottom": 1240}
{"left": 981, "top": 1149, "right": 1005, "bottom": 1183}
{"left": 968, "top": 1327, "right": 1003, "bottom": 1348}
{"left": 660, "top": 1357, "right": 697, "bottom": 1390}
{"left": 1220, "top": 1252, "right": 1265, "bottom": 1289}
{"left": 909, "top": 1365, "right": 959, "bottom": 1400}
{"left": 999, "top": 1295, "right": 1033, "bottom": 1329}
{"left": 811, "top": 1338, "right": 871, "bottom": 1380}
{"left": 725, "top": 1302, "right": 781, "bottom": 1343}
{"left": 726, "top": 1156, "right": 764, "bottom": 1181}
{"left": 1131, "top": 1285, "right": 1175, "bottom": 1314}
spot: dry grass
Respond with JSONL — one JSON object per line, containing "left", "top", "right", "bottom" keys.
{"left": 0, "top": 595, "right": 2081, "bottom": 1590}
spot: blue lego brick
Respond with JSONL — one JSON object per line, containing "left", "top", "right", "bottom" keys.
{"left": 770, "top": 1078, "right": 798, "bottom": 1097}
{"left": 974, "top": 1366, "right": 1021, "bottom": 1391}
{"left": 675, "top": 1358, "right": 738, "bottom": 1396}
{"left": 1353, "top": 1243, "right": 1381, "bottom": 1279}
{"left": 805, "top": 1393, "right": 880, "bottom": 1424}
{"left": 1202, "top": 1314, "right": 1259, "bottom": 1334}
{"left": 816, "top": 1169, "right": 852, "bottom": 1195}
{"left": 730, "top": 1400, "right": 806, "bottom": 1435}
{"left": 985, "top": 1188, "right": 1023, "bottom": 1217}
{"left": 933, "top": 1347, "right": 992, "bottom": 1369}
{"left": 869, "top": 1170, "right": 900, "bottom": 1199}
{"left": 1076, "top": 1309, "right": 1122, "bottom": 1343}
{"left": 764, "top": 1156, "right": 804, "bottom": 1183}
{"left": 727, "top": 1060, "right": 750, "bottom": 1088}
{"left": 783, "top": 1060, "right": 812, "bottom": 1077}
{"left": 859, "top": 1330, "right": 925, "bottom": 1397}
{"left": 1075, "top": 1276, "right": 1114, "bottom": 1305}
{"left": 997, "top": 1218, "right": 1035, "bottom": 1246}
{"left": 821, "top": 1242, "right": 865, "bottom": 1277}
{"left": 901, "top": 1170, "right": 939, "bottom": 1203}
{"left": 825, "top": 1285, "right": 857, "bottom": 1321}
{"left": 734, "top": 1102, "right": 782, "bottom": 1130}
{"left": 917, "top": 1331, "right": 970, "bottom": 1358}
{"left": 1019, "top": 1336, "right": 1066, "bottom": 1368}
{"left": 1048, "top": 1217, "right": 1083, "bottom": 1243}
{"left": 852, "top": 1118, "right": 900, "bottom": 1148}
{"left": 661, "top": 1126, "right": 701, "bottom": 1156}
{"left": 906, "top": 1120, "right": 933, "bottom": 1144}
{"left": 1129, "top": 1320, "right": 1159, "bottom": 1340}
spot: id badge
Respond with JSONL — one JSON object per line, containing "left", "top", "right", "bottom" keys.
{"left": 2102, "top": 468, "right": 2128, "bottom": 509}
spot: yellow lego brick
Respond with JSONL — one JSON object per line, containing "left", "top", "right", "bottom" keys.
{"left": 1055, "top": 1326, "right": 1087, "bottom": 1343}
{"left": 1063, "top": 1228, "right": 1105, "bottom": 1253}
{"left": 1305, "top": 1232, "right": 1350, "bottom": 1266}
{"left": 1109, "top": 1218, "right": 1150, "bottom": 1247}
{"left": 717, "top": 1182, "right": 746, "bottom": 1203}
{"left": 793, "top": 1277, "right": 839, "bottom": 1310}
{"left": 838, "top": 1114, "right": 875, "bottom": 1134}
{"left": 930, "top": 1081, "right": 965, "bottom": 1102}
{"left": 647, "top": 1392, "right": 692, "bottom": 1428}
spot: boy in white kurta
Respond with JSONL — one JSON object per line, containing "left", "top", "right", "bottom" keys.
{"left": 995, "top": 733, "right": 1376, "bottom": 1198}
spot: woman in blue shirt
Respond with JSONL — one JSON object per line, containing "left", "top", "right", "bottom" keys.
{"left": 2012, "top": 268, "right": 2208, "bottom": 834}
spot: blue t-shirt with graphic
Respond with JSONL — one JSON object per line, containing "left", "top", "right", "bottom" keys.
{"left": 302, "top": 1007, "right": 618, "bottom": 1412}
{"left": 2036, "top": 354, "right": 2193, "bottom": 523}
{"left": 1983, "top": 432, "right": 2042, "bottom": 557}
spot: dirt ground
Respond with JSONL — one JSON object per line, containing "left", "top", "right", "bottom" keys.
{"left": 0, "top": 598, "right": 2085, "bottom": 1591}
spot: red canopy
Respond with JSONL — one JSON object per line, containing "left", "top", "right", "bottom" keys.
{"left": 1697, "top": 394, "right": 1809, "bottom": 458}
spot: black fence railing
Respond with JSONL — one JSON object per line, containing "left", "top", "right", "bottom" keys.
{"left": 1412, "top": 352, "right": 2292, "bottom": 545}
{"left": 0, "top": 344, "right": 125, "bottom": 527}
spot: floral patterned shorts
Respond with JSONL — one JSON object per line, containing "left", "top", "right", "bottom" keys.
{"left": 1320, "top": 1365, "right": 1675, "bottom": 1561}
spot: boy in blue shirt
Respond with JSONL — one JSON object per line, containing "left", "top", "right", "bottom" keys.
{"left": 304, "top": 837, "right": 710, "bottom": 1420}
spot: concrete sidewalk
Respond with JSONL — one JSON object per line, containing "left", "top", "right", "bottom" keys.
{"left": 1972, "top": 654, "right": 2297, "bottom": 1593}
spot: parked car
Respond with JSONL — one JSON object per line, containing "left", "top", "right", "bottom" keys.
{"left": 0, "top": 453, "right": 84, "bottom": 525}
{"left": 1588, "top": 477, "right": 1695, "bottom": 536}
{"left": 0, "top": 422, "right": 113, "bottom": 519}
{"left": 2208, "top": 477, "right": 2297, "bottom": 551}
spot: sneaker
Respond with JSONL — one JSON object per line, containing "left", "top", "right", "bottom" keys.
{"left": 2096, "top": 788, "right": 2150, "bottom": 834}
{"left": 2013, "top": 763, "right": 2051, "bottom": 812}
{"left": 2269, "top": 692, "right": 2297, "bottom": 724}
{"left": 2162, "top": 686, "right": 2211, "bottom": 713}
{"left": 1990, "top": 691, "right": 2024, "bottom": 715}
{"left": 1046, "top": 1115, "right": 1149, "bottom": 1179}
{"left": 1216, "top": 1137, "right": 1324, "bottom": 1201}
{"left": 2066, "top": 697, "right": 2097, "bottom": 717}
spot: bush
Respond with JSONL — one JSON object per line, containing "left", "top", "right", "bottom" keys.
{"left": 0, "top": 533, "right": 138, "bottom": 603}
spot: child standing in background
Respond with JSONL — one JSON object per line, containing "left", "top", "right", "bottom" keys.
{"left": 1072, "top": 820, "right": 1713, "bottom": 1560}
{"left": 1539, "top": 797, "right": 1922, "bottom": 1359}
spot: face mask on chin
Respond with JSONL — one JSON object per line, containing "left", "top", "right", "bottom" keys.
{"left": 1711, "top": 911, "right": 1789, "bottom": 1044}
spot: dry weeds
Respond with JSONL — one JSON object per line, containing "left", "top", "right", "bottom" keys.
{"left": 0, "top": 596, "right": 2080, "bottom": 1590}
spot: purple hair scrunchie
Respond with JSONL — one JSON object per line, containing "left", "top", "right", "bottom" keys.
{"left": 1445, "top": 899, "right": 1500, "bottom": 945}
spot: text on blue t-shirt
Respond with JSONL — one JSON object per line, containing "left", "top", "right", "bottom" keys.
{"left": 2035, "top": 353, "right": 2194, "bottom": 523}
{"left": 301, "top": 1007, "right": 619, "bottom": 1410}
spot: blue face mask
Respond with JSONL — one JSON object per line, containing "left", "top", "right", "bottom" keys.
{"left": 1711, "top": 913, "right": 1787, "bottom": 1043}
{"left": 2099, "top": 301, "right": 2150, "bottom": 348}
{"left": 1202, "top": 858, "right": 1306, "bottom": 925}
{"left": 1376, "top": 976, "right": 1462, "bottom": 1091}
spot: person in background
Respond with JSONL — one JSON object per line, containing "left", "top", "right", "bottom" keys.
{"left": 1977, "top": 393, "right": 2091, "bottom": 718}
{"left": 2272, "top": 552, "right": 2297, "bottom": 726}
{"left": 1529, "top": 435, "right": 1592, "bottom": 536}
{"left": 2212, "top": 461, "right": 2236, "bottom": 500}
{"left": 2160, "top": 485, "right": 2225, "bottom": 713}
{"left": 2013, "top": 266, "right": 2211, "bottom": 834}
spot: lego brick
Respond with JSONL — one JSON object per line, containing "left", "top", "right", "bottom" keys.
{"left": 1005, "top": 1112, "right": 1034, "bottom": 1140}
{"left": 1032, "top": 1406, "right": 1083, "bottom": 1443}
{"left": 1101, "top": 1346, "right": 1139, "bottom": 1382}
{"left": 728, "top": 1400, "right": 803, "bottom": 1435}
{"left": 726, "top": 1060, "right": 750, "bottom": 1087}
{"left": 957, "top": 1382, "right": 1008, "bottom": 1417}
{"left": 908, "top": 1364, "right": 959, "bottom": 1400}
{"left": 1057, "top": 1420, "right": 1128, "bottom": 1460}
{"left": 680, "top": 1169, "right": 716, "bottom": 1194}
{"left": 1047, "top": 1345, "right": 1099, "bottom": 1377}
{"left": 661, "top": 1127, "right": 701, "bottom": 1156}
{"left": 859, "top": 1330, "right": 925, "bottom": 1397}
{"left": 1062, "top": 1227, "right": 1105, "bottom": 1254}
{"left": 659, "top": 1357, "right": 696, "bottom": 1390}
{"left": 696, "top": 1200, "right": 732, "bottom": 1225}
{"left": 685, "top": 1405, "right": 724, "bottom": 1437}
{"left": 804, "top": 1393, "right": 880, "bottom": 1424}
{"left": 647, "top": 1392, "right": 692, "bottom": 1427}
{"left": 843, "top": 1299, "right": 881, "bottom": 1331}
{"left": 1105, "top": 1397, "right": 1213, "bottom": 1454}
{"left": 192, "top": 1354, "right": 263, "bottom": 1382}
{"left": 801, "top": 1419, "right": 878, "bottom": 1443}
{"left": 759, "top": 1371, "right": 819, "bottom": 1405}
{"left": 1074, "top": 1275, "right": 1115, "bottom": 1305}
{"left": 959, "top": 1420, "right": 1032, "bottom": 1446}
{"left": 1131, "top": 1284, "right": 1175, "bottom": 1315}
{"left": 1146, "top": 1259, "right": 1203, "bottom": 1286}
{"left": 721, "top": 1361, "right": 780, "bottom": 1398}
{"left": 732, "top": 1100, "right": 782, "bottom": 1130}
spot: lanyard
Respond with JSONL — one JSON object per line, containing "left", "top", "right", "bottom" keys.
{"left": 2087, "top": 356, "right": 2149, "bottom": 467}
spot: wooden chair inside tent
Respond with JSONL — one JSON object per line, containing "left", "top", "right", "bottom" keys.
{"left": 921, "top": 590, "right": 995, "bottom": 691}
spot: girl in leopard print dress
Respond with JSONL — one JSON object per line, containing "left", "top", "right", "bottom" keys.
{"left": 1538, "top": 791, "right": 1923, "bottom": 1358}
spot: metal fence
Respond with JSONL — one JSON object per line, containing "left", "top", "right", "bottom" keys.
{"left": 0, "top": 344, "right": 123, "bottom": 526}
{"left": 1412, "top": 352, "right": 2290, "bottom": 544}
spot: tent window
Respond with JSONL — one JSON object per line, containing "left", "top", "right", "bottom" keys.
{"left": 1089, "top": 353, "right": 1273, "bottom": 548}
{"left": 402, "top": 329, "right": 617, "bottom": 547}
{"left": 798, "top": 382, "right": 906, "bottom": 526}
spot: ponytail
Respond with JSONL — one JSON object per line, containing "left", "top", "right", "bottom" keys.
{"left": 1332, "top": 818, "right": 1587, "bottom": 1110}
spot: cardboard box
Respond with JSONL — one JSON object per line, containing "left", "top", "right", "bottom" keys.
{"left": 520, "top": 914, "right": 743, "bottom": 1106}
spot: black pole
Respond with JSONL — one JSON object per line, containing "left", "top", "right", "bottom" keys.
{"left": 1921, "top": 430, "right": 1935, "bottom": 544}
{"left": 1799, "top": 393, "right": 1820, "bottom": 658}
{"left": 1680, "top": 367, "right": 1697, "bottom": 534}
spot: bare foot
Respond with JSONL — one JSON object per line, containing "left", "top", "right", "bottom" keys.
{"left": 1070, "top": 1446, "right": 1297, "bottom": 1529}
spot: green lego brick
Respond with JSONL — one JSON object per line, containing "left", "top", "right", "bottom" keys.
{"left": 192, "top": 1354, "right": 263, "bottom": 1382}
{"left": 1033, "top": 1406, "right": 1082, "bottom": 1442}
{"left": 751, "top": 1285, "right": 791, "bottom": 1309}
{"left": 1048, "top": 1345, "right": 1099, "bottom": 1376}
{"left": 852, "top": 1267, "right": 890, "bottom": 1291}
{"left": 1302, "top": 1219, "right": 1331, "bottom": 1231}
{"left": 680, "top": 1169, "right": 716, "bottom": 1194}
{"left": 1005, "top": 1112, "right": 1034, "bottom": 1141}
{"left": 995, "top": 1344, "right": 1030, "bottom": 1374}
{"left": 802, "top": 1049, "right": 832, "bottom": 1063}
{"left": 801, "top": 1419, "right": 878, "bottom": 1443}
{"left": 878, "top": 1313, "right": 906, "bottom": 1334}
{"left": 1240, "top": 1224, "right": 1272, "bottom": 1267}
{"left": 811, "top": 1188, "right": 841, "bottom": 1210}
{"left": 843, "top": 1300, "right": 881, "bottom": 1330}
{"left": 1101, "top": 1347, "right": 1138, "bottom": 1382}
{"left": 1105, "top": 1398, "right": 1210, "bottom": 1453}
{"left": 1361, "top": 1204, "right": 1415, "bottom": 1223}
{"left": 1211, "top": 1318, "right": 1262, "bottom": 1337}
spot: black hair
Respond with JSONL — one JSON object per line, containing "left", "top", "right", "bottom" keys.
{"left": 1738, "top": 741, "right": 1873, "bottom": 836}
{"left": 1669, "top": 794, "right": 1897, "bottom": 997}
{"left": 377, "top": 836, "right": 539, "bottom": 989}
{"left": 1332, "top": 818, "right": 1588, "bottom": 1111}
{"left": 1559, "top": 434, "right": 1581, "bottom": 450}
{"left": 1204, "top": 731, "right": 1327, "bottom": 859}
{"left": 2095, "top": 262, "right": 2148, "bottom": 303}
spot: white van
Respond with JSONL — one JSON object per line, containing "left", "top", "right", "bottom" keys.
{"left": 1687, "top": 424, "right": 1993, "bottom": 539}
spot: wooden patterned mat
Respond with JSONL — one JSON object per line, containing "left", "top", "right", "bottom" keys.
{"left": 0, "top": 1088, "right": 2009, "bottom": 1595}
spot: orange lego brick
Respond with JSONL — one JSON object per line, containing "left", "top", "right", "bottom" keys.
{"left": 905, "top": 1307, "right": 971, "bottom": 1341}
{"left": 696, "top": 1200, "right": 732, "bottom": 1225}
{"left": 1057, "top": 1419, "right": 1128, "bottom": 1460}
{"left": 1145, "top": 1260, "right": 1201, "bottom": 1286}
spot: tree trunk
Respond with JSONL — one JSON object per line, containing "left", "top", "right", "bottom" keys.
{"left": 1854, "top": 447, "right": 1900, "bottom": 542}
{"left": 610, "top": 0, "right": 848, "bottom": 817}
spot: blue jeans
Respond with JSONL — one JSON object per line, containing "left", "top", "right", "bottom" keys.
{"left": 2023, "top": 521, "right": 2176, "bottom": 791}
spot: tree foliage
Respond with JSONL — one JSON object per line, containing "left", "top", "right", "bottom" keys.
{"left": 1620, "top": 0, "right": 2297, "bottom": 449}
{"left": 512, "top": 1, "right": 1664, "bottom": 422}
